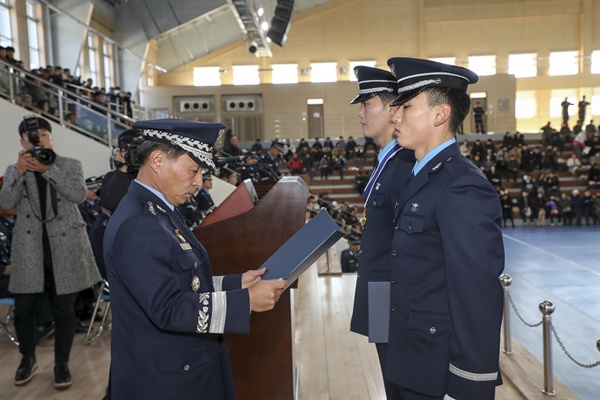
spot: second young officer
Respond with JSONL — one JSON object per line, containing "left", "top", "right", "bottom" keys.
{"left": 348, "top": 66, "right": 414, "bottom": 399}
{"left": 104, "top": 119, "right": 286, "bottom": 400}
{"left": 385, "top": 57, "right": 505, "bottom": 400}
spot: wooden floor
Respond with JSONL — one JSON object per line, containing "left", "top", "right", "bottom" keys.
{"left": 0, "top": 262, "right": 573, "bottom": 400}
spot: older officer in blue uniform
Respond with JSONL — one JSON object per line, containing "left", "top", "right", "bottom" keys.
{"left": 384, "top": 57, "right": 505, "bottom": 400}
{"left": 104, "top": 119, "right": 286, "bottom": 400}
{"left": 348, "top": 66, "right": 414, "bottom": 399}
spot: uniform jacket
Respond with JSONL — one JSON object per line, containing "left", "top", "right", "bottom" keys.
{"left": 0, "top": 157, "right": 101, "bottom": 295}
{"left": 385, "top": 143, "right": 504, "bottom": 399}
{"left": 350, "top": 148, "right": 414, "bottom": 336}
{"left": 105, "top": 182, "right": 251, "bottom": 400}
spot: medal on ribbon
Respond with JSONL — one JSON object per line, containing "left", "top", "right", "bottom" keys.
{"left": 174, "top": 228, "right": 192, "bottom": 250}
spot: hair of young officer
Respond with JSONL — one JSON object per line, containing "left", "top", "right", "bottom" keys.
{"left": 137, "top": 140, "right": 188, "bottom": 165}
{"left": 17, "top": 116, "right": 52, "bottom": 137}
{"left": 423, "top": 87, "right": 471, "bottom": 134}
{"left": 378, "top": 91, "right": 397, "bottom": 107}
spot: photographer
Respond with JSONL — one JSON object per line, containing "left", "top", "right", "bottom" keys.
{"left": 0, "top": 116, "right": 101, "bottom": 389}
{"left": 88, "top": 129, "right": 141, "bottom": 279}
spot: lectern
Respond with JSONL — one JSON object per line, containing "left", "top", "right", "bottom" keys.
{"left": 194, "top": 177, "right": 309, "bottom": 400}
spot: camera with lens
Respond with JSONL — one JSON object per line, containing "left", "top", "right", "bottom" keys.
{"left": 23, "top": 115, "right": 56, "bottom": 165}
{"left": 111, "top": 128, "right": 143, "bottom": 172}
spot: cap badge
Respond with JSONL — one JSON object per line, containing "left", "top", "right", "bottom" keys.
{"left": 147, "top": 201, "right": 156, "bottom": 215}
{"left": 411, "top": 203, "right": 419, "bottom": 213}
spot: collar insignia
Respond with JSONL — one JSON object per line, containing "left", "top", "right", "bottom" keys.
{"left": 376, "top": 183, "right": 381, "bottom": 190}
{"left": 147, "top": 201, "right": 156, "bottom": 215}
{"left": 156, "top": 204, "right": 167, "bottom": 213}
{"left": 411, "top": 203, "right": 419, "bottom": 213}
{"left": 431, "top": 162, "right": 442, "bottom": 171}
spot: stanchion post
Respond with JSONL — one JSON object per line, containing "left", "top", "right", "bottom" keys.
{"left": 539, "top": 300, "right": 556, "bottom": 396}
{"left": 499, "top": 274, "right": 513, "bottom": 355}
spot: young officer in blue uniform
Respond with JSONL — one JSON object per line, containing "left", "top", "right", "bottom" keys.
{"left": 104, "top": 119, "right": 286, "bottom": 400}
{"left": 348, "top": 66, "right": 414, "bottom": 399}
{"left": 384, "top": 57, "right": 505, "bottom": 400}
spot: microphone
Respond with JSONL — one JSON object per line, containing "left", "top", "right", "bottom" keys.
{"left": 215, "top": 154, "right": 254, "bottom": 166}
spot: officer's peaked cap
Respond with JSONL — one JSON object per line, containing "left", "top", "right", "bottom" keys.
{"left": 387, "top": 57, "right": 479, "bottom": 107}
{"left": 133, "top": 118, "right": 225, "bottom": 169}
{"left": 350, "top": 66, "right": 398, "bottom": 105}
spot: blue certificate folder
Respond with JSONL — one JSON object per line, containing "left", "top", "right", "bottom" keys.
{"left": 368, "top": 282, "right": 390, "bottom": 343}
{"left": 259, "top": 209, "right": 344, "bottom": 289}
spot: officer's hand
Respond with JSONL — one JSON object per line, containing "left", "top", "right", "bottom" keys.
{"left": 248, "top": 279, "right": 287, "bottom": 312}
{"left": 241, "top": 268, "right": 265, "bottom": 289}
{"left": 3, "top": 265, "right": 11, "bottom": 275}
{"left": 16, "top": 150, "right": 31, "bottom": 175}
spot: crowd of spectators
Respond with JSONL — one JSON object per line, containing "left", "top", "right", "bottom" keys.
{"left": 459, "top": 129, "right": 600, "bottom": 227}
{"left": 0, "top": 45, "right": 133, "bottom": 138}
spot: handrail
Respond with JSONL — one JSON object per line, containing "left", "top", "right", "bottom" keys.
{"left": 0, "top": 59, "right": 135, "bottom": 145}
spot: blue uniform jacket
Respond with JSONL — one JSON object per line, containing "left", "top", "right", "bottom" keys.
{"left": 105, "top": 182, "right": 250, "bottom": 400}
{"left": 350, "top": 148, "right": 414, "bottom": 336}
{"left": 385, "top": 143, "right": 504, "bottom": 399}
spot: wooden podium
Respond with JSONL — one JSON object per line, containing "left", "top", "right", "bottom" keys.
{"left": 194, "top": 177, "right": 309, "bottom": 400}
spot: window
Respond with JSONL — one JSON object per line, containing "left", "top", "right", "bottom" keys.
{"left": 233, "top": 65, "right": 259, "bottom": 85}
{"left": 26, "top": 1, "right": 42, "bottom": 70}
{"left": 515, "top": 91, "right": 537, "bottom": 119}
{"left": 88, "top": 33, "right": 99, "bottom": 86}
{"left": 0, "top": 0, "right": 13, "bottom": 48}
{"left": 592, "top": 87, "right": 600, "bottom": 117}
{"left": 549, "top": 51, "right": 578, "bottom": 76}
{"left": 272, "top": 63, "right": 298, "bottom": 84}
{"left": 549, "top": 90, "right": 577, "bottom": 118}
{"left": 103, "top": 42, "right": 114, "bottom": 89}
{"left": 348, "top": 60, "right": 376, "bottom": 81}
{"left": 193, "top": 66, "right": 221, "bottom": 86}
{"left": 468, "top": 55, "right": 496, "bottom": 76}
{"left": 591, "top": 50, "right": 600, "bottom": 74}
{"left": 310, "top": 62, "right": 337, "bottom": 83}
{"left": 508, "top": 53, "right": 537, "bottom": 78}
{"left": 429, "top": 57, "right": 456, "bottom": 66}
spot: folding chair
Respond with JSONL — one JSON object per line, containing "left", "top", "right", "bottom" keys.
{"left": 85, "top": 280, "right": 111, "bottom": 345}
{"left": 0, "top": 297, "right": 19, "bottom": 345}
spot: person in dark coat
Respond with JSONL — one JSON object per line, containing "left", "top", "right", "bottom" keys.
{"left": 386, "top": 57, "right": 504, "bottom": 400}
{"left": 78, "top": 176, "right": 102, "bottom": 232}
{"left": 340, "top": 238, "right": 360, "bottom": 273}
{"left": 104, "top": 119, "right": 286, "bottom": 400}
{"left": 348, "top": 66, "right": 415, "bottom": 400}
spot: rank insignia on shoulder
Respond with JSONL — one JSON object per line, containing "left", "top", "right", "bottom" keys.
{"left": 147, "top": 201, "right": 156, "bottom": 215}
{"left": 431, "top": 162, "right": 442, "bottom": 171}
{"left": 411, "top": 203, "right": 419, "bottom": 212}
